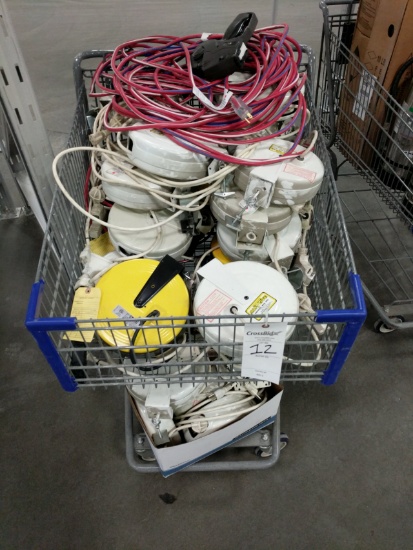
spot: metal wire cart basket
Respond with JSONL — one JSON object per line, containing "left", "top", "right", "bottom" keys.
{"left": 317, "top": 0, "right": 413, "bottom": 332}
{"left": 26, "top": 45, "right": 365, "bottom": 472}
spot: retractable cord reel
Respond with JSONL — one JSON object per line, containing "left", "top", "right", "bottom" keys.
{"left": 63, "top": 13, "right": 326, "bottom": 443}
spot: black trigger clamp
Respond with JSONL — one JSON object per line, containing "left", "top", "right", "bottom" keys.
{"left": 190, "top": 12, "right": 258, "bottom": 81}
{"left": 134, "top": 255, "right": 184, "bottom": 308}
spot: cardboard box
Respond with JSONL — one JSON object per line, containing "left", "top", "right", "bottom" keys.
{"left": 130, "top": 384, "right": 283, "bottom": 477}
{"left": 366, "top": 0, "right": 413, "bottom": 163}
{"left": 381, "top": 0, "right": 413, "bottom": 93}
{"left": 356, "top": 0, "right": 378, "bottom": 37}
{"left": 337, "top": 0, "right": 413, "bottom": 164}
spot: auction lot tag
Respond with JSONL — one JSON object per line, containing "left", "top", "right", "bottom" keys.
{"left": 241, "top": 322, "right": 288, "bottom": 384}
{"left": 65, "top": 287, "right": 101, "bottom": 343}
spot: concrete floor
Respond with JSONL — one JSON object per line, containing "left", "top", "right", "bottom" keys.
{"left": 1, "top": 1, "right": 413, "bottom": 549}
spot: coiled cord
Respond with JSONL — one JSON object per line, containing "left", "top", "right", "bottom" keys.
{"left": 90, "top": 24, "right": 308, "bottom": 164}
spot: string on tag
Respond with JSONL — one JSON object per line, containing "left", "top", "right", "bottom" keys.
{"left": 262, "top": 309, "right": 269, "bottom": 328}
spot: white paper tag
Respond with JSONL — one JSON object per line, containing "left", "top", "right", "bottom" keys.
{"left": 241, "top": 322, "right": 288, "bottom": 384}
{"left": 352, "top": 69, "right": 377, "bottom": 121}
{"left": 65, "top": 287, "right": 101, "bottom": 342}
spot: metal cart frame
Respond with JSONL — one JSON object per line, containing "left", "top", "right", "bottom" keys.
{"left": 26, "top": 46, "right": 365, "bottom": 472}
{"left": 317, "top": 0, "right": 413, "bottom": 332}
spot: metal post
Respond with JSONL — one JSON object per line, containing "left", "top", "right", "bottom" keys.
{"left": 0, "top": 104, "right": 28, "bottom": 219}
{"left": 0, "top": 0, "right": 54, "bottom": 230}
{"left": 271, "top": 0, "right": 278, "bottom": 25}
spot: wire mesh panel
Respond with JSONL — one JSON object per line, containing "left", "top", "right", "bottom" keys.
{"left": 26, "top": 47, "right": 365, "bottom": 391}
{"left": 317, "top": 0, "right": 413, "bottom": 329}
{"left": 337, "top": 175, "right": 413, "bottom": 326}
{"left": 317, "top": 0, "right": 413, "bottom": 226}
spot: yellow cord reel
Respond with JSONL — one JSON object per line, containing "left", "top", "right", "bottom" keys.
{"left": 211, "top": 237, "right": 231, "bottom": 264}
{"left": 95, "top": 257, "right": 189, "bottom": 352}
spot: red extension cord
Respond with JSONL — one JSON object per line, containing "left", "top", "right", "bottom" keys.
{"left": 90, "top": 24, "right": 308, "bottom": 166}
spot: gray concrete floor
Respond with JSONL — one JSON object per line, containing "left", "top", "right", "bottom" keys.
{"left": 1, "top": 2, "right": 413, "bottom": 549}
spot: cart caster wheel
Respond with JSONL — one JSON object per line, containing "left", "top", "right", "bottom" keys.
{"left": 255, "top": 446, "right": 272, "bottom": 458}
{"left": 134, "top": 434, "right": 156, "bottom": 462}
{"left": 280, "top": 432, "right": 289, "bottom": 451}
{"left": 137, "top": 450, "right": 157, "bottom": 462}
{"left": 374, "top": 316, "right": 405, "bottom": 333}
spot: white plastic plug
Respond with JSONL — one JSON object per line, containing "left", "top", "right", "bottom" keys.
{"left": 89, "top": 129, "right": 110, "bottom": 146}
{"left": 230, "top": 95, "right": 252, "bottom": 123}
{"left": 294, "top": 247, "right": 315, "bottom": 286}
{"left": 207, "top": 383, "right": 235, "bottom": 401}
{"left": 88, "top": 187, "right": 106, "bottom": 239}
{"left": 244, "top": 380, "right": 270, "bottom": 399}
{"left": 297, "top": 292, "right": 327, "bottom": 335}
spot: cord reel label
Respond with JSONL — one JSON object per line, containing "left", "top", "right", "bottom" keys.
{"left": 196, "top": 289, "right": 232, "bottom": 321}
{"left": 283, "top": 162, "right": 317, "bottom": 183}
{"left": 113, "top": 305, "right": 142, "bottom": 328}
{"left": 246, "top": 292, "right": 277, "bottom": 320}
{"left": 269, "top": 144, "right": 287, "bottom": 155}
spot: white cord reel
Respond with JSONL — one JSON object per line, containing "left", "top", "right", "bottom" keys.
{"left": 128, "top": 122, "right": 220, "bottom": 180}
{"left": 101, "top": 159, "right": 165, "bottom": 210}
{"left": 234, "top": 138, "right": 324, "bottom": 206}
{"left": 211, "top": 175, "right": 302, "bottom": 268}
{"left": 211, "top": 181, "right": 292, "bottom": 240}
{"left": 216, "top": 209, "right": 302, "bottom": 269}
{"left": 193, "top": 259, "right": 299, "bottom": 359}
{"left": 108, "top": 203, "right": 192, "bottom": 260}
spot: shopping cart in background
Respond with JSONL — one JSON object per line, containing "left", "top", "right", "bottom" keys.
{"left": 26, "top": 45, "right": 365, "bottom": 473}
{"left": 317, "top": 0, "right": 413, "bottom": 333}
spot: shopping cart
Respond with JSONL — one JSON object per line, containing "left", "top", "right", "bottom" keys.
{"left": 317, "top": 0, "right": 413, "bottom": 333}
{"left": 26, "top": 46, "right": 365, "bottom": 472}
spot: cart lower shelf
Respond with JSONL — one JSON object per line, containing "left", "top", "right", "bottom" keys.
{"left": 124, "top": 391, "right": 286, "bottom": 473}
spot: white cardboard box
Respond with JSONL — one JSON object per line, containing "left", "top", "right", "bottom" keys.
{"left": 130, "top": 384, "right": 283, "bottom": 477}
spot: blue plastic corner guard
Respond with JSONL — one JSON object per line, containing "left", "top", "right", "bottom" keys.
{"left": 316, "top": 273, "right": 367, "bottom": 385}
{"left": 25, "top": 281, "right": 78, "bottom": 392}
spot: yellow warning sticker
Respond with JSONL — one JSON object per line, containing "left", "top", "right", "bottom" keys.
{"left": 246, "top": 292, "right": 277, "bottom": 320}
{"left": 65, "top": 287, "right": 101, "bottom": 342}
{"left": 269, "top": 144, "right": 287, "bottom": 155}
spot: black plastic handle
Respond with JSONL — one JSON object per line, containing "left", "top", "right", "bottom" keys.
{"left": 190, "top": 12, "right": 258, "bottom": 81}
{"left": 223, "top": 12, "right": 258, "bottom": 42}
{"left": 134, "top": 255, "right": 184, "bottom": 308}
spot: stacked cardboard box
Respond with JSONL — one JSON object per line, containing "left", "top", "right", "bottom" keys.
{"left": 337, "top": 0, "right": 413, "bottom": 167}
